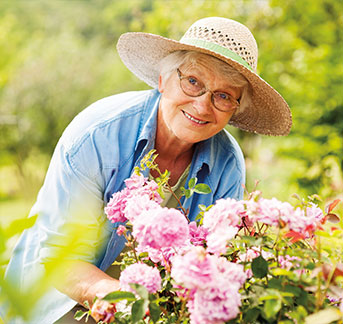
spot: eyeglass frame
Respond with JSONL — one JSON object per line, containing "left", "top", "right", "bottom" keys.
{"left": 176, "top": 68, "right": 240, "bottom": 113}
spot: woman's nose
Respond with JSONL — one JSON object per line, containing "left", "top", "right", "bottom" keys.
{"left": 192, "top": 92, "right": 213, "bottom": 114}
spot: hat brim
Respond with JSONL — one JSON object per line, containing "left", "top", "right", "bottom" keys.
{"left": 117, "top": 32, "right": 292, "bottom": 136}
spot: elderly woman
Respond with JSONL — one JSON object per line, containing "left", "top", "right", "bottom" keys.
{"left": 3, "top": 17, "right": 291, "bottom": 323}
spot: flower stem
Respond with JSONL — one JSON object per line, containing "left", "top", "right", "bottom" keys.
{"left": 165, "top": 182, "right": 190, "bottom": 222}
{"left": 155, "top": 167, "right": 190, "bottom": 222}
{"left": 131, "top": 239, "right": 139, "bottom": 263}
{"left": 124, "top": 232, "right": 139, "bottom": 263}
{"left": 176, "top": 295, "right": 188, "bottom": 324}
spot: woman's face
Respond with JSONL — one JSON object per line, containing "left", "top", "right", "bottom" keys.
{"left": 158, "top": 60, "right": 241, "bottom": 145}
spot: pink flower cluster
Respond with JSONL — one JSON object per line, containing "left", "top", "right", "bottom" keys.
{"left": 119, "top": 262, "right": 161, "bottom": 294}
{"left": 171, "top": 246, "right": 246, "bottom": 324}
{"left": 202, "top": 198, "right": 245, "bottom": 254}
{"left": 133, "top": 207, "right": 189, "bottom": 251}
{"left": 245, "top": 198, "right": 294, "bottom": 227}
{"left": 104, "top": 173, "right": 329, "bottom": 323}
{"left": 278, "top": 255, "right": 302, "bottom": 271}
{"left": 188, "top": 221, "right": 208, "bottom": 246}
{"left": 285, "top": 204, "right": 324, "bottom": 234}
{"left": 105, "top": 172, "right": 192, "bottom": 263}
{"left": 105, "top": 173, "right": 162, "bottom": 224}
{"left": 245, "top": 197, "right": 324, "bottom": 236}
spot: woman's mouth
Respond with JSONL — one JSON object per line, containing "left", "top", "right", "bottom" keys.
{"left": 183, "top": 111, "right": 208, "bottom": 125}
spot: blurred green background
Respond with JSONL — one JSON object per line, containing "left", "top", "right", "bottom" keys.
{"left": 0, "top": 0, "right": 342, "bottom": 249}
{"left": 0, "top": 1, "right": 342, "bottom": 321}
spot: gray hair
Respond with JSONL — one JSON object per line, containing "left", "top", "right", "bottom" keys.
{"left": 158, "top": 50, "right": 252, "bottom": 114}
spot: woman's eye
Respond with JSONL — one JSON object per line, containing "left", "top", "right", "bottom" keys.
{"left": 187, "top": 77, "right": 198, "bottom": 86}
{"left": 217, "top": 92, "right": 230, "bottom": 100}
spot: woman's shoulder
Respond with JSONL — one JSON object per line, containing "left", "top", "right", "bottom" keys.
{"left": 60, "top": 89, "right": 159, "bottom": 153}
{"left": 214, "top": 128, "right": 245, "bottom": 169}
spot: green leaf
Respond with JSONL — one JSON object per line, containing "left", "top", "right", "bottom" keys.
{"left": 244, "top": 307, "right": 260, "bottom": 322}
{"left": 194, "top": 213, "right": 203, "bottom": 222}
{"left": 183, "top": 189, "right": 191, "bottom": 198}
{"left": 188, "top": 177, "right": 197, "bottom": 189}
{"left": 263, "top": 298, "right": 282, "bottom": 320}
{"left": 268, "top": 277, "right": 282, "bottom": 290}
{"left": 129, "top": 283, "right": 149, "bottom": 300}
{"left": 74, "top": 310, "right": 89, "bottom": 321}
{"left": 284, "top": 284, "right": 302, "bottom": 297}
{"left": 287, "top": 305, "right": 308, "bottom": 322}
{"left": 296, "top": 290, "right": 309, "bottom": 308}
{"left": 131, "top": 299, "right": 148, "bottom": 323}
{"left": 84, "top": 300, "right": 90, "bottom": 309}
{"left": 305, "top": 262, "right": 315, "bottom": 270}
{"left": 239, "top": 235, "right": 263, "bottom": 246}
{"left": 251, "top": 255, "right": 268, "bottom": 278}
{"left": 193, "top": 183, "right": 211, "bottom": 194}
{"left": 149, "top": 302, "right": 161, "bottom": 323}
{"left": 198, "top": 204, "right": 207, "bottom": 211}
{"left": 102, "top": 291, "right": 136, "bottom": 303}
{"left": 270, "top": 268, "right": 294, "bottom": 277}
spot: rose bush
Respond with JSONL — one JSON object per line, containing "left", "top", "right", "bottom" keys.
{"left": 76, "top": 152, "right": 343, "bottom": 324}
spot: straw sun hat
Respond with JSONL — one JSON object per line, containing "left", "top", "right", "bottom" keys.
{"left": 117, "top": 17, "right": 292, "bottom": 136}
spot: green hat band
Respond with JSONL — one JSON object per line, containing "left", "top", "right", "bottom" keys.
{"left": 180, "top": 38, "right": 253, "bottom": 71}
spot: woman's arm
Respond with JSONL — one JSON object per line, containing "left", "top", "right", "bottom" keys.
{"left": 55, "top": 260, "right": 120, "bottom": 307}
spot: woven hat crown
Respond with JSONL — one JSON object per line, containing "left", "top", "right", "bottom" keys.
{"left": 180, "top": 17, "right": 258, "bottom": 72}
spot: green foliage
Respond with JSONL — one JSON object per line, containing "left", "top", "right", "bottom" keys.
{"left": 102, "top": 291, "right": 136, "bottom": 303}
{"left": 0, "top": 0, "right": 341, "bottom": 205}
{"left": 240, "top": 0, "right": 343, "bottom": 201}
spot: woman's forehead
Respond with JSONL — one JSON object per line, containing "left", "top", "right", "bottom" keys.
{"left": 181, "top": 59, "right": 241, "bottom": 93}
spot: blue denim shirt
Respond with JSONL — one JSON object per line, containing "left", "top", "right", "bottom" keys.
{"left": 3, "top": 89, "right": 245, "bottom": 323}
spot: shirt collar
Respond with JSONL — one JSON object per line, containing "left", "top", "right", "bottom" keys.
{"left": 190, "top": 137, "right": 213, "bottom": 176}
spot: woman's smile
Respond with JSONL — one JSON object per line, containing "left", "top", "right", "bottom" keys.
{"left": 182, "top": 110, "right": 208, "bottom": 125}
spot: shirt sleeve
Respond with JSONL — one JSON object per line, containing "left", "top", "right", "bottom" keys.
{"left": 220, "top": 175, "right": 245, "bottom": 201}
{"left": 212, "top": 150, "right": 245, "bottom": 202}
{"left": 32, "top": 137, "right": 112, "bottom": 266}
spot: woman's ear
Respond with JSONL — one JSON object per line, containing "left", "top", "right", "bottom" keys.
{"left": 158, "top": 74, "right": 164, "bottom": 93}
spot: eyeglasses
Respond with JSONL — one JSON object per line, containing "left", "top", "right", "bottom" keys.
{"left": 176, "top": 68, "right": 240, "bottom": 112}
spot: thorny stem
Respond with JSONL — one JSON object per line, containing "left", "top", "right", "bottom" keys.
{"left": 315, "top": 236, "right": 326, "bottom": 311}
{"left": 273, "top": 222, "right": 282, "bottom": 249}
{"left": 241, "top": 217, "right": 252, "bottom": 235}
{"left": 242, "top": 242, "right": 249, "bottom": 294}
{"left": 165, "top": 181, "right": 189, "bottom": 220}
{"left": 123, "top": 232, "right": 139, "bottom": 263}
{"left": 162, "top": 254, "right": 171, "bottom": 273}
{"left": 323, "top": 263, "right": 337, "bottom": 299}
{"left": 131, "top": 239, "right": 139, "bottom": 263}
{"left": 256, "top": 221, "right": 262, "bottom": 235}
{"left": 143, "top": 151, "right": 190, "bottom": 221}
{"left": 273, "top": 221, "right": 283, "bottom": 268}
{"left": 176, "top": 291, "right": 189, "bottom": 324}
